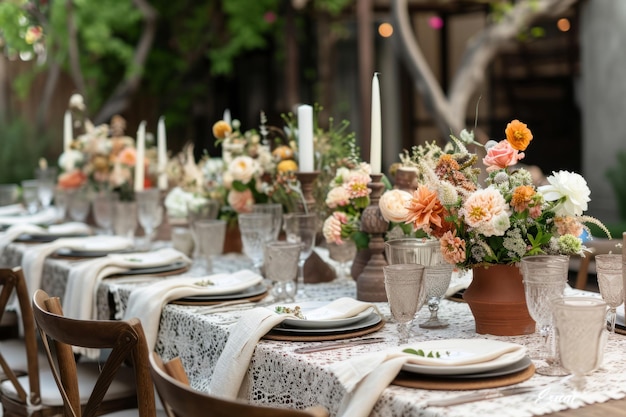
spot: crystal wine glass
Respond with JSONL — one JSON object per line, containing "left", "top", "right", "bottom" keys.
{"left": 35, "top": 167, "right": 57, "bottom": 210}
{"left": 283, "top": 212, "right": 318, "bottom": 300}
{"left": 419, "top": 263, "right": 454, "bottom": 329}
{"left": 21, "top": 179, "right": 40, "bottom": 215}
{"left": 552, "top": 296, "right": 607, "bottom": 391}
{"left": 383, "top": 263, "right": 425, "bottom": 345}
{"left": 328, "top": 240, "right": 357, "bottom": 282}
{"left": 92, "top": 190, "right": 119, "bottom": 234}
{"left": 193, "top": 219, "right": 227, "bottom": 273}
{"left": 238, "top": 212, "right": 273, "bottom": 272}
{"left": 521, "top": 255, "right": 569, "bottom": 376}
{"left": 265, "top": 241, "right": 301, "bottom": 302}
{"left": 595, "top": 254, "right": 624, "bottom": 333}
{"left": 252, "top": 203, "right": 283, "bottom": 241}
{"left": 67, "top": 187, "right": 91, "bottom": 222}
{"left": 136, "top": 189, "right": 163, "bottom": 249}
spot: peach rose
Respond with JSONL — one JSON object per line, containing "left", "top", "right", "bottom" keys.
{"left": 57, "top": 169, "right": 87, "bottom": 189}
{"left": 228, "top": 156, "right": 257, "bottom": 184}
{"left": 482, "top": 140, "right": 524, "bottom": 172}
{"left": 117, "top": 147, "right": 137, "bottom": 167}
{"left": 378, "top": 189, "right": 412, "bottom": 223}
{"left": 227, "top": 189, "right": 254, "bottom": 213}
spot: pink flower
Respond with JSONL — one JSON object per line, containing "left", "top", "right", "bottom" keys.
{"left": 227, "top": 189, "right": 254, "bottom": 213}
{"left": 482, "top": 140, "right": 525, "bottom": 172}
{"left": 325, "top": 186, "right": 351, "bottom": 209}
{"left": 460, "top": 187, "right": 509, "bottom": 236}
{"left": 440, "top": 231, "right": 466, "bottom": 264}
{"left": 323, "top": 212, "right": 348, "bottom": 244}
{"left": 344, "top": 174, "right": 371, "bottom": 199}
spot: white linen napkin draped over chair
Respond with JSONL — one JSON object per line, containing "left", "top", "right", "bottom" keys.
{"left": 0, "top": 222, "right": 91, "bottom": 255}
{"left": 330, "top": 340, "right": 526, "bottom": 417}
{"left": 208, "top": 297, "right": 377, "bottom": 400}
{"left": 123, "top": 269, "right": 263, "bottom": 352}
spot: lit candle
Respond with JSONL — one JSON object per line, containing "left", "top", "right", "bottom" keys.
{"left": 134, "top": 121, "right": 146, "bottom": 192}
{"left": 297, "top": 104, "right": 314, "bottom": 172}
{"left": 370, "top": 73, "right": 382, "bottom": 175}
{"left": 157, "top": 116, "right": 168, "bottom": 190}
{"left": 223, "top": 108, "right": 232, "bottom": 125}
{"left": 63, "top": 110, "right": 72, "bottom": 153}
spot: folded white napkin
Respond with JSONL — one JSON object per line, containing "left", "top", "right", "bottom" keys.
{"left": 45, "top": 222, "right": 92, "bottom": 236}
{"left": 0, "top": 206, "right": 57, "bottom": 226}
{"left": 0, "top": 223, "right": 44, "bottom": 254}
{"left": 123, "top": 269, "right": 262, "bottom": 353}
{"left": 0, "top": 204, "right": 24, "bottom": 217}
{"left": 208, "top": 297, "right": 377, "bottom": 400}
{"left": 331, "top": 340, "right": 525, "bottom": 417}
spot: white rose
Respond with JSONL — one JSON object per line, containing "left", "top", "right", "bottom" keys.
{"left": 228, "top": 156, "right": 257, "bottom": 184}
{"left": 164, "top": 187, "right": 195, "bottom": 218}
{"left": 538, "top": 170, "right": 590, "bottom": 217}
{"left": 378, "top": 189, "right": 412, "bottom": 223}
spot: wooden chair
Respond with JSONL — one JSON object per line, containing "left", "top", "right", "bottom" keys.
{"left": 574, "top": 238, "right": 623, "bottom": 290}
{"left": 149, "top": 353, "right": 329, "bottom": 417}
{"left": 28, "top": 289, "right": 156, "bottom": 417}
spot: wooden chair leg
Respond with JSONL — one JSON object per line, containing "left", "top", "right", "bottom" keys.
{"left": 575, "top": 255, "right": 593, "bottom": 290}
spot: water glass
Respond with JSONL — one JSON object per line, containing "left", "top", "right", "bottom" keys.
{"left": 113, "top": 200, "right": 137, "bottom": 242}
{"left": 328, "top": 240, "right": 357, "bottom": 282}
{"left": 252, "top": 203, "right": 283, "bottom": 241}
{"left": 265, "top": 241, "right": 301, "bottom": 302}
{"left": 238, "top": 213, "right": 273, "bottom": 272}
{"left": 552, "top": 296, "right": 607, "bottom": 391}
{"left": 21, "top": 179, "right": 40, "bottom": 214}
{"left": 384, "top": 263, "right": 425, "bottom": 345}
{"left": 92, "top": 190, "right": 119, "bottom": 234}
{"left": 283, "top": 212, "right": 318, "bottom": 299}
{"left": 187, "top": 198, "right": 220, "bottom": 257}
{"left": 35, "top": 167, "right": 58, "bottom": 209}
{"left": 136, "top": 189, "right": 163, "bottom": 248}
{"left": 193, "top": 219, "right": 227, "bottom": 273}
{"left": 67, "top": 188, "right": 91, "bottom": 222}
{"left": 53, "top": 188, "right": 70, "bottom": 222}
{"left": 384, "top": 238, "right": 442, "bottom": 266}
{"left": 0, "top": 184, "right": 19, "bottom": 206}
{"left": 595, "top": 254, "right": 624, "bottom": 333}
{"left": 521, "top": 255, "right": 569, "bottom": 376}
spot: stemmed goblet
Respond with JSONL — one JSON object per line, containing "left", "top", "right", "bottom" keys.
{"left": 419, "top": 263, "right": 454, "bottom": 329}
{"left": 252, "top": 203, "right": 283, "bottom": 241}
{"left": 552, "top": 296, "right": 607, "bottom": 391}
{"left": 193, "top": 219, "right": 227, "bottom": 273}
{"left": 283, "top": 212, "right": 318, "bottom": 300}
{"left": 328, "top": 240, "right": 357, "bottom": 282}
{"left": 265, "top": 241, "right": 301, "bottom": 302}
{"left": 35, "top": 167, "right": 57, "bottom": 211}
{"left": 594, "top": 254, "right": 624, "bottom": 333}
{"left": 521, "top": 255, "right": 569, "bottom": 376}
{"left": 67, "top": 187, "right": 91, "bottom": 222}
{"left": 238, "top": 212, "right": 273, "bottom": 273}
{"left": 383, "top": 263, "right": 425, "bottom": 345}
{"left": 92, "top": 190, "right": 119, "bottom": 235}
{"left": 136, "top": 189, "right": 163, "bottom": 249}
{"left": 187, "top": 198, "right": 220, "bottom": 260}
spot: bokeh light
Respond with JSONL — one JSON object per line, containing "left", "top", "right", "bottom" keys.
{"left": 429, "top": 16, "right": 444, "bottom": 30}
{"left": 378, "top": 22, "right": 393, "bottom": 38}
{"left": 557, "top": 18, "right": 571, "bottom": 32}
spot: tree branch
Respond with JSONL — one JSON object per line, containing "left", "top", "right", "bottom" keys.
{"left": 94, "top": 0, "right": 157, "bottom": 124}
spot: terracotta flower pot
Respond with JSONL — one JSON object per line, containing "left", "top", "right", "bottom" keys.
{"left": 463, "top": 264, "right": 535, "bottom": 336}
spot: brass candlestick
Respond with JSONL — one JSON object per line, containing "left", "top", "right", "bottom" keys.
{"left": 357, "top": 173, "right": 389, "bottom": 302}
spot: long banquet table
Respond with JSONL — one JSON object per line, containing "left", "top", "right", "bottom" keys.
{"left": 2, "top": 241, "right": 626, "bottom": 417}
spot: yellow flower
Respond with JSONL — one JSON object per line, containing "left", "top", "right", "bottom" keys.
{"left": 277, "top": 159, "right": 298, "bottom": 173}
{"left": 505, "top": 119, "right": 533, "bottom": 151}
{"left": 212, "top": 120, "right": 232, "bottom": 139}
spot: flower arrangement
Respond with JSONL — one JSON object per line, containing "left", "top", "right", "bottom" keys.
{"left": 379, "top": 119, "right": 610, "bottom": 270}
{"left": 57, "top": 114, "right": 155, "bottom": 200}
{"left": 164, "top": 113, "right": 304, "bottom": 222}
{"left": 321, "top": 162, "right": 372, "bottom": 249}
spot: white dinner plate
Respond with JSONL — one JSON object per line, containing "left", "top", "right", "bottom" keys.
{"left": 271, "top": 312, "right": 382, "bottom": 334}
{"left": 177, "top": 283, "right": 268, "bottom": 302}
{"left": 107, "top": 249, "right": 189, "bottom": 268}
{"left": 400, "top": 339, "right": 527, "bottom": 376}
{"left": 62, "top": 235, "right": 134, "bottom": 253}
{"left": 270, "top": 301, "right": 375, "bottom": 329}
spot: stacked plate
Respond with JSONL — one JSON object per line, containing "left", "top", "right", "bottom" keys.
{"left": 398, "top": 339, "right": 531, "bottom": 380}
{"left": 17, "top": 222, "right": 91, "bottom": 243}
{"left": 266, "top": 301, "right": 382, "bottom": 336}
{"left": 174, "top": 272, "right": 267, "bottom": 304}
{"left": 55, "top": 235, "right": 134, "bottom": 257}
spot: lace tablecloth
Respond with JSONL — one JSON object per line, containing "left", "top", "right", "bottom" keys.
{"left": 3, "top": 243, "right": 626, "bottom": 416}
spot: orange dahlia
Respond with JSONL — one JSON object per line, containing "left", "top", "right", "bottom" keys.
{"left": 405, "top": 185, "right": 446, "bottom": 231}
{"left": 505, "top": 119, "right": 533, "bottom": 151}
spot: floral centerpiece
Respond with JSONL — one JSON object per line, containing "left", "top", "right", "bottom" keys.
{"left": 378, "top": 119, "right": 610, "bottom": 335}
{"left": 379, "top": 119, "right": 609, "bottom": 270}
{"left": 57, "top": 113, "right": 155, "bottom": 201}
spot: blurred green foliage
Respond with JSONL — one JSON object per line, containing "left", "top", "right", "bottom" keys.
{"left": 0, "top": 118, "right": 54, "bottom": 184}
{"left": 606, "top": 150, "right": 626, "bottom": 222}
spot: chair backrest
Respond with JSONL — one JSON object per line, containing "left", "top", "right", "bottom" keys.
{"left": 149, "top": 353, "right": 328, "bottom": 417}
{"left": 32, "top": 289, "right": 156, "bottom": 417}
{"left": 0, "top": 267, "right": 42, "bottom": 405}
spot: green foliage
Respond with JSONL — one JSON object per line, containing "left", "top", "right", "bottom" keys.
{"left": 0, "top": 118, "right": 54, "bottom": 184}
{"left": 605, "top": 150, "right": 626, "bottom": 222}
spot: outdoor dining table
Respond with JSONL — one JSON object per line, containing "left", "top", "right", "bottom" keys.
{"left": 2, "top": 240, "right": 626, "bottom": 417}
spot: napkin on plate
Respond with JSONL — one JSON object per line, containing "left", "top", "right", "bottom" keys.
{"left": 330, "top": 340, "right": 526, "bottom": 417}
{"left": 0, "top": 223, "right": 45, "bottom": 254}
{"left": 62, "top": 247, "right": 192, "bottom": 321}
{"left": 0, "top": 206, "right": 58, "bottom": 226}
{"left": 209, "top": 297, "right": 378, "bottom": 400}
{"left": 0, "top": 204, "right": 24, "bottom": 217}
{"left": 123, "top": 269, "right": 262, "bottom": 352}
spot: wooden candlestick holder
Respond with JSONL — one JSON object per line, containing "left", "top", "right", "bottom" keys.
{"left": 357, "top": 173, "right": 389, "bottom": 302}
{"left": 295, "top": 171, "right": 320, "bottom": 212}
